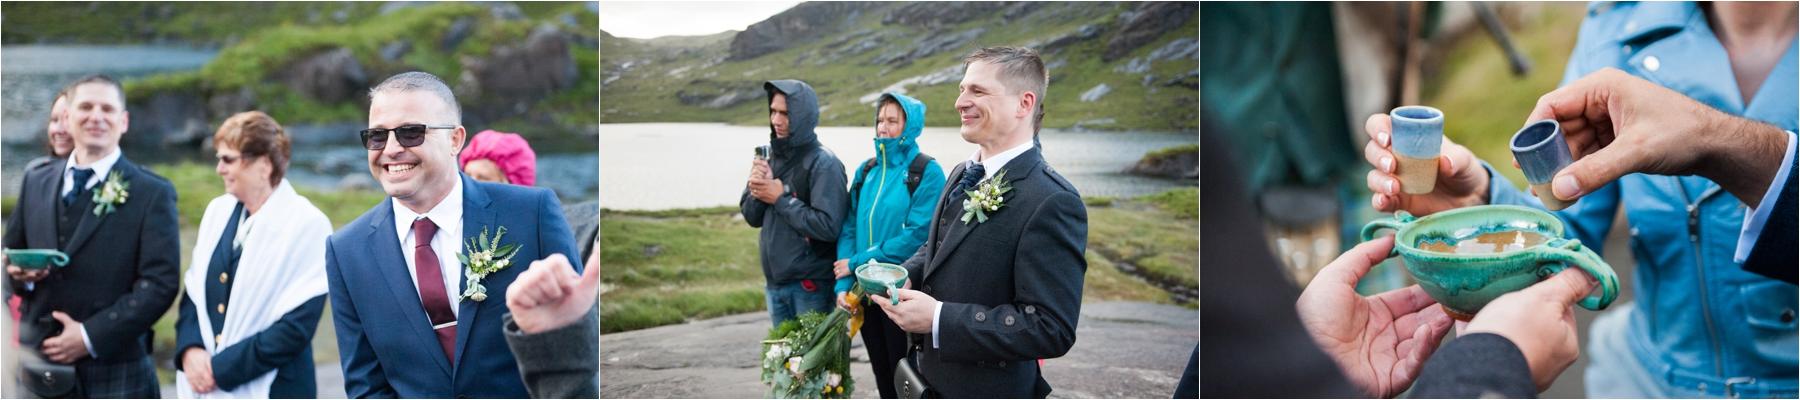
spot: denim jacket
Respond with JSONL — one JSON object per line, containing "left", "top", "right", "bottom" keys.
{"left": 1485, "top": 2, "right": 1797, "bottom": 396}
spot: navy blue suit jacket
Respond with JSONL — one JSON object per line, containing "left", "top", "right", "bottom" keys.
{"left": 326, "top": 174, "right": 582, "bottom": 398}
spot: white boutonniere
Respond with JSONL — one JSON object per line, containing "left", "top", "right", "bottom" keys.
{"left": 960, "top": 168, "right": 1012, "bottom": 225}
{"left": 457, "top": 226, "right": 520, "bottom": 302}
{"left": 91, "top": 171, "right": 130, "bottom": 216}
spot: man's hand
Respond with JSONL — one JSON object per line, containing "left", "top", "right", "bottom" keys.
{"left": 182, "top": 347, "right": 216, "bottom": 393}
{"left": 833, "top": 259, "right": 851, "bottom": 279}
{"left": 42, "top": 311, "right": 89, "bottom": 364}
{"left": 1527, "top": 67, "right": 1790, "bottom": 207}
{"left": 1363, "top": 114, "right": 1492, "bottom": 216}
{"left": 7, "top": 252, "right": 49, "bottom": 283}
{"left": 1297, "top": 235, "right": 1456, "bottom": 398}
{"left": 748, "top": 176, "right": 785, "bottom": 205}
{"left": 506, "top": 253, "right": 600, "bottom": 335}
{"left": 1465, "top": 269, "right": 1596, "bottom": 392}
{"left": 871, "top": 289, "right": 938, "bottom": 333}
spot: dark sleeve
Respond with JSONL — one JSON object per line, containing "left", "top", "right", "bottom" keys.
{"left": 936, "top": 190, "right": 1085, "bottom": 362}
{"left": 1199, "top": 129, "right": 1362, "bottom": 398}
{"left": 536, "top": 189, "right": 584, "bottom": 274}
{"left": 772, "top": 156, "right": 848, "bottom": 241}
{"left": 174, "top": 293, "right": 203, "bottom": 371}
{"left": 1742, "top": 150, "right": 1797, "bottom": 284}
{"left": 740, "top": 186, "right": 768, "bottom": 228}
{"left": 5, "top": 177, "right": 27, "bottom": 295}
{"left": 503, "top": 308, "right": 599, "bottom": 399}
{"left": 84, "top": 180, "right": 182, "bottom": 361}
{"left": 1409, "top": 333, "right": 1537, "bottom": 398}
{"left": 212, "top": 295, "right": 327, "bottom": 390}
{"left": 328, "top": 240, "right": 398, "bottom": 398}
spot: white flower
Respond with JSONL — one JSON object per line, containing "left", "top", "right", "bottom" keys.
{"left": 827, "top": 372, "right": 842, "bottom": 387}
{"left": 787, "top": 356, "right": 803, "bottom": 375}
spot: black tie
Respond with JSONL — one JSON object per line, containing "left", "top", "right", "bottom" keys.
{"left": 64, "top": 168, "right": 95, "bottom": 206}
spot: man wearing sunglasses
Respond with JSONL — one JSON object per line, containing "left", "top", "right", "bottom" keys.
{"left": 324, "top": 71, "right": 583, "bottom": 398}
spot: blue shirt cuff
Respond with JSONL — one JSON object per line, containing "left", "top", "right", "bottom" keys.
{"left": 930, "top": 301, "right": 943, "bottom": 349}
{"left": 1735, "top": 131, "right": 1796, "bottom": 263}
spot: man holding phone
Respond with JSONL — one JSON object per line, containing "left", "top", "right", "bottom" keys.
{"left": 740, "top": 79, "right": 848, "bottom": 326}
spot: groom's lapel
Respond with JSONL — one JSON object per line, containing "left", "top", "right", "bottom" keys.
{"left": 27, "top": 160, "right": 64, "bottom": 249}
{"left": 923, "top": 162, "right": 968, "bottom": 280}
{"left": 63, "top": 156, "right": 132, "bottom": 255}
{"left": 455, "top": 174, "right": 496, "bottom": 370}
{"left": 363, "top": 198, "right": 453, "bottom": 377}
{"left": 924, "top": 148, "right": 1045, "bottom": 281}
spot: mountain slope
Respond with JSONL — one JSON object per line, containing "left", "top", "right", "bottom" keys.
{"left": 601, "top": 1, "right": 1197, "bottom": 131}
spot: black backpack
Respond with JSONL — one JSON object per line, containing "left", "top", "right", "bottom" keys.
{"left": 850, "top": 153, "right": 935, "bottom": 205}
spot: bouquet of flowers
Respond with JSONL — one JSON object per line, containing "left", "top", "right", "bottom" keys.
{"left": 759, "top": 284, "right": 866, "bottom": 398}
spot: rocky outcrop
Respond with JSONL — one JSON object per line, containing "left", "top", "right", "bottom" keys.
{"left": 728, "top": 2, "right": 880, "bottom": 61}
{"left": 881, "top": 2, "right": 1009, "bottom": 28}
{"left": 1129, "top": 145, "right": 1198, "bottom": 180}
{"left": 1103, "top": 2, "right": 1196, "bottom": 62}
{"left": 461, "top": 24, "right": 577, "bottom": 103}
{"left": 276, "top": 47, "right": 370, "bottom": 104}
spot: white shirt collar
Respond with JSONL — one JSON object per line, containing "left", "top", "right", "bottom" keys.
{"left": 966, "top": 140, "right": 1034, "bottom": 181}
{"left": 62, "top": 148, "right": 122, "bottom": 192}
{"left": 393, "top": 175, "right": 465, "bottom": 240}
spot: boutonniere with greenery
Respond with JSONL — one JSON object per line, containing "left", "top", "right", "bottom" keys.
{"left": 457, "top": 226, "right": 520, "bottom": 302}
{"left": 960, "top": 168, "right": 1012, "bottom": 225}
{"left": 91, "top": 171, "right": 130, "bottom": 216}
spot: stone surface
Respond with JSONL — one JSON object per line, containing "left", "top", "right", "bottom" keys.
{"left": 600, "top": 301, "right": 1197, "bottom": 398}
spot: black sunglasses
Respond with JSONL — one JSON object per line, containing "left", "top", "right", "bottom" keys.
{"left": 359, "top": 124, "right": 455, "bottom": 150}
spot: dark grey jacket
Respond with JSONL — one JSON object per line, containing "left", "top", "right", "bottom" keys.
{"left": 900, "top": 147, "right": 1088, "bottom": 398}
{"left": 502, "top": 309, "right": 599, "bottom": 399}
{"left": 740, "top": 80, "right": 849, "bottom": 284}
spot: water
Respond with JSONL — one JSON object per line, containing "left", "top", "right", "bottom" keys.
{"left": 2, "top": 45, "right": 219, "bottom": 144}
{"left": 599, "top": 123, "right": 1196, "bottom": 210}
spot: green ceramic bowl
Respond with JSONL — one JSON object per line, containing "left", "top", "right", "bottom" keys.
{"left": 855, "top": 262, "right": 909, "bottom": 305}
{"left": 1360, "top": 205, "right": 1619, "bottom": 320}
{"left": 4, "top": 248, "right": 69, "bottom": 270}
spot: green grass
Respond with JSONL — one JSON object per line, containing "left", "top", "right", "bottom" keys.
{"left": 600, "top": 2, "right": 1197, "bottom": 132}
{"left": 598, "top": 189, "right": 1198, "bottom": 333}
{"left": 1420, "top": 3, "right": 1586, "bottom": 190}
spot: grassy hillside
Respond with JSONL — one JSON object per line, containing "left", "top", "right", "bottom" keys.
{"left": 601, "top": 2, "right": 1198, "bottom": 131}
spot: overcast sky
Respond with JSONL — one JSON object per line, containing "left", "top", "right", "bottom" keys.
{"left": 599, "top": 1, "right": 802, "bottom": 39}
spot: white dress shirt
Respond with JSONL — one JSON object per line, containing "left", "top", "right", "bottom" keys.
{"left": 392, "top": 177, "right": 465, "bottom": 317}
{"left": 60, "top": 148, "right": 121, "bottom": 198}
{"left": 932, "top": 139, "right": 1037, "bottom": 349}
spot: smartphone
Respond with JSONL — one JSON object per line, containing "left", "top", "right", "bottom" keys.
{"left": 754, "top": 145, "right": 770, "bottom": 161}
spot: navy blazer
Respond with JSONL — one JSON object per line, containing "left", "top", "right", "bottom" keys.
{"left": 2, "top": 155, "right": 181, "bottom": 362}
{"left": 1742, "top": 150, "right": 1797, "bottom": 284}
{"left": 326, "top": 174, "right": 582, "bottom": 398}
{"left": 899, "top": 147, "right": 1087, "bottom": 398}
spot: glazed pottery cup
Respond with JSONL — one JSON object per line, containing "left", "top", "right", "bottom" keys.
{"left": 855, "top": 262, "right": 909, "bottom": 305}
{"left": 3, "top": 248, "right": 69, "bottom": 270}
{"left": 1389, "top": 106, "right": 1445, "bottom": 194}
{"left": 1511, "top": 119, "right": 1575, "bottom": 210}
{"left": 1360, "top": 205, "right": 1618, "bottom": 320}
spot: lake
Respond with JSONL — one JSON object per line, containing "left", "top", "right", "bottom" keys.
{"left": 599, "top": 123, "right": 1196, "bottom": 210}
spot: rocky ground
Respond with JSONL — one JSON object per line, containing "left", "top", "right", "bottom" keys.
{"left": 600, "top": 301, "right": 1197, "bottom": 399}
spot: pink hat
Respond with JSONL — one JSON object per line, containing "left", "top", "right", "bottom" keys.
{"left": 459, "top": 130, "right": 537, "bottom": 186}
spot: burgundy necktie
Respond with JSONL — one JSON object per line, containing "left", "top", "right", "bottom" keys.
{"left": 412, "top": 218, "right": 458, "bottom": 365}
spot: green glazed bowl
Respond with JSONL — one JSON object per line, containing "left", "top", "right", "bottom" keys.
{"left": 855, "top": 262, "right": 909, "bottom": 305}
{"left": 1360, "top": 205, "right": 1619, "bottom": 320}
{"left": 4, "top": 248, "right": 69, "bottom": 270}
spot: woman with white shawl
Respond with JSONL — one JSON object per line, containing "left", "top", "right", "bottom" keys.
{"left": 174, "top": 111, "right": 331, "bottom": 398}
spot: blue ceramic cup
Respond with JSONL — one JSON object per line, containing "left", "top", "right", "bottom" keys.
{"left": 1389, "top": 106, "right": 1445, "bottom": 194}
{"left": 1510, "top": 119, "right": 1574, "bottom": 210}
